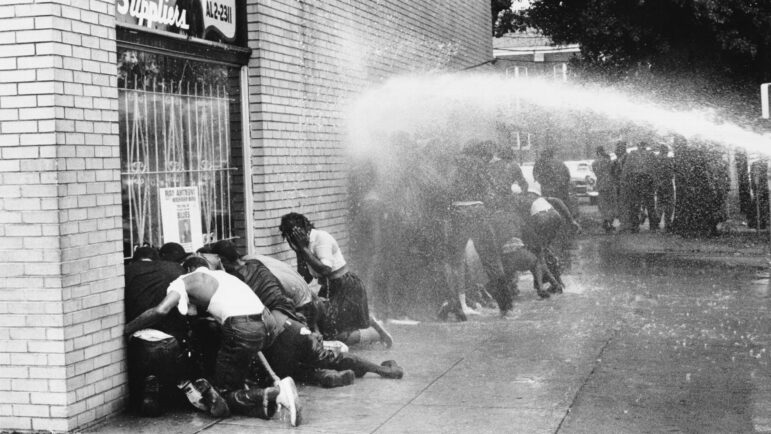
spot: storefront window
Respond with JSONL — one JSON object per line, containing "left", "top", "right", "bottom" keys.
{"left": 118, "top": 48, "right": 243, "bottom": 258}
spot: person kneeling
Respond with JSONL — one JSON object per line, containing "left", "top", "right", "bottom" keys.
{"left": 125, "top": 256, "right": 290, "bottom": 420}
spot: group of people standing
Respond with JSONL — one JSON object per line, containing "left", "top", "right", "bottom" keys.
{"left": 592, "top": 137, "right": 730, "bottom": 236}
{"left": 123, "top": 213, "right": 402, "bottom": 425}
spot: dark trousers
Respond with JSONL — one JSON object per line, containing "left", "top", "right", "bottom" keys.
{"left": 628, "top": 174, "right": 656, "bottom": 231}
{"left": 445, "top": 204, "right": 507, "bottom": 311}
{"left": 263, "top": 316, "right": 384, "bottom": 382}
{"left": 127, "top": 335, "right": 188, "bottom": 412}
{"left": 318, "top": 272, "right": 370, "bottom": 340}
{"left": 213, "top": 313, "right": 273, "bottom": 415}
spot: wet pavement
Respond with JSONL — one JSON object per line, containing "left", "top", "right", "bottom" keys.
{"left": 93, "top": 228, "right": 771, "bottom": 433}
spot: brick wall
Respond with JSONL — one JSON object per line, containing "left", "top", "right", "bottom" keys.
{"left": 0, "top": 1, "right": 123, "bottom": 431}
{"left": 0, "top": 0, "right": 489, "bottom": 430}
{"left": 246, "top": 0, "right": 492, "bottom": 258}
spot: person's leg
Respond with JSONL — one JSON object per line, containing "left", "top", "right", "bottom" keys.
{"left": 302, "top": 329, "right": 404, "bottom": 379}
{"left": 469, "top": 208, "right": 509, "bottom": 314}
{"left": 439, "top": 211, "right": 471, "bottom": 321}
{"left": 127, "top": 335, "right": 189, "bottom": 417}
{"left": 642, "top": 176, "right": 657, "bottom": 231}
{"left": 213, "top": 318, "right": 274, "bottom": 419}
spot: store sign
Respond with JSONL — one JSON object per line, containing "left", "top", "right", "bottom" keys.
{"left": 117, "top": 0, "right": 189, "bottom": 30}
{"left": 203, "top": 0, "right": 236, "bottom": 40}
{"left": 160, "top": 186, "right": 204, "bottom": 253}
{"left": 117, "top": 0, "right": 240, "bottom": 44}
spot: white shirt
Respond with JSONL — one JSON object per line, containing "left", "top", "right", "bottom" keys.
{"left": 167, "top": 267, "right": 265, "bottom": 324}
{"left": 530, "top": 197, "right": 554, "bottom": 215}
{"left": 308, "top": 229, "right": 346, "bottom": 278}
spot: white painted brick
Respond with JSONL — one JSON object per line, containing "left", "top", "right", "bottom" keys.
{"left": 0, "top": 416, "right": 31, "bottom": 430}
{"left": 32, "top": 417, "right": 69, "bottom": 432}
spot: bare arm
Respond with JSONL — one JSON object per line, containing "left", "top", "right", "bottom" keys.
{"left": 124, "top": 291, "right": 180, "bottom": 338}
{"left": 289, "top": 228, "right": 335, "bottom": 278}
{"left": 545, "top": 197, "right": 581, "bottom": 232}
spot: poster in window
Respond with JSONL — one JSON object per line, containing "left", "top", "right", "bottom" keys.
{"left": 160, "top": 186, "right": 204, "bottom": 252}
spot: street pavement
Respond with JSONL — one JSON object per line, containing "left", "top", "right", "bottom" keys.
{"left": 93, "top": 228, "right": 771, "bottom": 433}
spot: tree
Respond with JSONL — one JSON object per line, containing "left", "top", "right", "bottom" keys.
{"left": 493, "top": 0, "right": 771, "bottom": 120}
{"left": 501, "top": 1, "right": 771, "bottom": 80}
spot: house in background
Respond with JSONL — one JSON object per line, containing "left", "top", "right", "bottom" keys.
{"left": 493, "top": 29, "right": 579, "bottom": 80}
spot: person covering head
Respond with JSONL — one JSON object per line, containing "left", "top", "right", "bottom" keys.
{"left": 133, "top": 246, "right": 160, "bottom": 262}
{"left": 595, "top": 145, "right": 608, "bottom": 157}
{"left": 160, "top": 242, "right": 189, "bottom": 263}
{"left": 210, "top": 240, "right": 240, "bottom": 263}
{"left": 182, "top": 255, "right": 211, "bottom": 272}
{"left": 279, "top": 212, "right": 314, "bottom": 239}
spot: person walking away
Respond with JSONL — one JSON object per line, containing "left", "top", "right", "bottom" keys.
{"left": 533, "top": 147, "right": 571, "bottom": 205}
{"left": 620, "top": 143, "right": 656, "bottom": 232}
{"left": 485, "top": 142, "right": 530, "bottom": 313}
{"left": 436, "top": 141, "right": 509, "bottom": 319}
{"left": 591, "top": 146, "right": 616, "bottom": 233}
{"left": 654, "top": 143, "right": 675, "bottom": 232}
{"left": 611, "top": 141, "right": 629, "bottom": 230}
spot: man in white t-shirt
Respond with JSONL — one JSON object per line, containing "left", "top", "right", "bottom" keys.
{"left": 125, "top": 256, "right": 283, "bottom": 420}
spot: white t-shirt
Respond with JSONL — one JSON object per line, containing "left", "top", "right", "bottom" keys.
{"left": 530, "top": 197, "right": 554, "bottom": 215}
{"left": 308, "top": 229, "right": 346, "bottom": 278}
{"left": 167, "top": 267, "right": 265, "bottom": 324}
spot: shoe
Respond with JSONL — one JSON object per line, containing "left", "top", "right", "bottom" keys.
{"left": 379, "top": 360, "right": 404, "bottom": 379}
{"left": 452, "top": 304, "right": 467, "bottom": 322}
{"left": 548, "top": 284, "right": 564, "bottom": 294}
{"left": 536, "top": 289, "right": 551, "bottom": 299}
{"left": 370, "top": 318, "right": 393, "bottom": 348}
{"left": 194, "top": 378, "right": 230, "bottom": 418}
{"left": 313, "top": 369, "right": 355, "bottom": 388}
{"left": 140, "top": 375, "right": 163, "bottom": 417}
{"left": 275, "top": 377, "right": 302, "bottom": 427}
{"left": 437, "top": 301, "right": 451, "bottom": 321}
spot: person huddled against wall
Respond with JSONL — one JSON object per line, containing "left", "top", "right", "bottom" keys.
{"left": 192, "top": 243, "right": 405, "bottom": 390}
{"left": 125, "top": 255, "right": 290, "bottom": 420}
{"left": 206, "top": 240, "right": 321, "bottom": 332}
{"left": 279, "top": 212, "right": 393, "bottom": 348}
{"left": 124, "top": 245, "right": 227, "bottom": 418}
{"left": 591, "top": 145, "right": 616, "bottom": 233}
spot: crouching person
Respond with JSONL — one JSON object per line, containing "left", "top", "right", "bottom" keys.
{"left": 125, "top": 255, "right": 289, "bottom": 420}
{"left": 279, "top": 212, "right": 393, "bottom": 348}
{"left": 260, "top": 310, "right": 404, "bottom": 389}
{"left": 125, "top": 246, "right": 200, "bottom": 416}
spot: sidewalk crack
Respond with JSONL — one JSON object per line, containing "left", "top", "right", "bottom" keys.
{"left": 554, "top": 331, "right": 617, "bottom": 433}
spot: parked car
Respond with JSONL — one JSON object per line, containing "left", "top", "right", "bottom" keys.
{"left": 519, "top": 160, "right": 598, "bottom": 204}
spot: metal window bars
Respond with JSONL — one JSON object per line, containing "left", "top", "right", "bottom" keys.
{"left": 120, "top": 75, "right": 236, "bottom": 257}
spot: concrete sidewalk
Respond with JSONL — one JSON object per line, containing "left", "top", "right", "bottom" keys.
{"left": 92, "top": 232, "right": 771, "bottom": 433}
{"left": 93, "top": 289, "right": 616, "bottom": 433}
